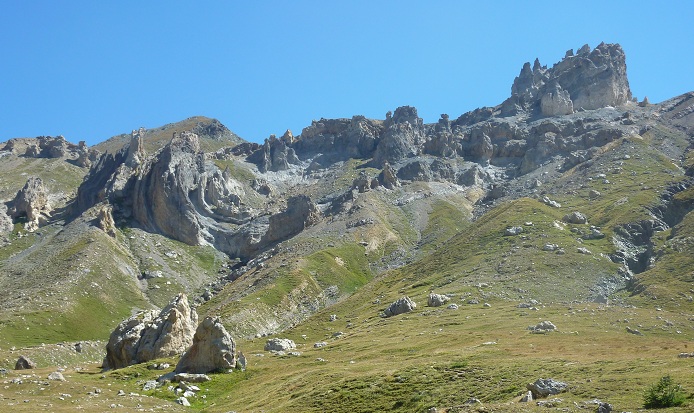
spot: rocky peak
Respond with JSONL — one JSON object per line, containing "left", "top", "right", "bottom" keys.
{"left": 506, "top": 42, "right": 631, "bottom": 117}
{"left": 125, "top": 128, "right": 146, "bottom": 167}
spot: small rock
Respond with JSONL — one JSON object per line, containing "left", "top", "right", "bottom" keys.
{"left": 176, "top": 397, "right": 191, "bottom": 407}
{"left": 542, "top": 244, "right": 558, "bottom": 251}
{"left": 447, "top": 304, "right": 459, "bottom": 310}
{"left": 529, "top": 321, "right": 557, "bottom": 332}
{"left": 527, "top": 378, "right": 568, "bottom": 397}
{"left": 329, "top": 314, "right": 338, "bottom": 322}
{"left": 577, "top": 247, "right": 592, "bottom": 255}
{"left": 383, "top": 296, "right": 416, "bottom": 317}
{"left": 264, "top": 338, "right": 296, "bottom": 352}
{"left": 427, "top": 293, "right": 450, "bottom": 307}
{"left": 47, "top": 372, "right": 66, "bottom": 381}
{"left": 505, "top": 226, "right": 524, "bottom": 236}
{"left": 172, "top": 373, "right": 211, "bottom": 383}
{"left": 314, "top": 342, "right": 328, "bottom": 348}
{"left": 626, "top": 326, "right": 643, "bottom": 336}
{"left": 142, "top": 380, "right": 157, "bottom": 391}
{"left": 597, "top": 401, "right": 613, "bottom": 413}
{"left": 520, "top": 390, "right": 533, "bottom": 402}
{"left": 563, "top": 211, "right": 588, "bottom": 224}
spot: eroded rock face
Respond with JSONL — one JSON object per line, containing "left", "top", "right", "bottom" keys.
{"left": 175, "top": 317, "right": 236, "bottom": 374}
{"left": 76, "top": 130, "right": 318, "bottom": 261}
{"left": 0, "top": 205, "right": 13, "bottom": 235}
{"left": 9, "top": 177, "right": 52, "bottom": 232}
{"left": 507, "top": 42, "right": 631, "bottom": 116}
{"left": 103, "top": 293, "right": 198, "bottom": 370}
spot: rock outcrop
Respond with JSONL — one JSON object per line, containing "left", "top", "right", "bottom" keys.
{"left": 103, "top": 293, "right": 198, "bottom": 370}
{"left": 175, "top": 317, "right": 236, "bottom": 374}
{"left": 0, "top": 204, "right": 13, "bottom": 235}
{"left": 9, "top": 177, "right": 52, "bottom": 231}
{"left": 75, "top": 130, "right": 319, "bottom": 261}
{"left": 506, "top": 42, "right": 631, "bottom": 116}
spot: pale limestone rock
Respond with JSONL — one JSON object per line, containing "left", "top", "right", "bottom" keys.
{"left": 10, "top": 177, "right": 52, "bottom": 232}
{"left": 383, "top": 296, "right": 416, "bottom": 317}
{"left": 175, "top": 317, "right": 236, "bottom": 374}
{"left": 103, "top": 293, "right": 198, "bottom": 370}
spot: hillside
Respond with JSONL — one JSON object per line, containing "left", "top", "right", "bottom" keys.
{"left": 0, "top": 42, "right": 693, "bottom": 412}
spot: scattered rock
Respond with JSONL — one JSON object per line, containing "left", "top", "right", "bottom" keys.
{"left": 678, "top": 352, "right": 694, "bottom": 358}
{"left": 527, "top": 378, "right": 568, "bottom": 398}
{"left": 47, "top": 372, "right": 66, "bottom": 381}
{"left": 541, "top": 196, "right": 561, "bottom": 208}
{"left": 447, "top": 304, "right": 459, "bottom": 310}
{"left": 577, "top": 247, "right": 592, "bottom": 255}
{"left": 529, "top": 321, "right": 557, "bottom": 332}
{"left": 142, "top": 380, "right": 158, "bottom": 391}
{"left": 563, "top": 211, "right": 588, "bottom": 224}
{"left": 172, "top": 373, "right": 211, "bottom": 383}
{"left": 427, "top": 293, "right": 450, "bottom": 307}
{"left": 15, "top": 356, "right": 36, "bottom": 370}
{"left": 314, "top": 342, "right": 328, "bottom": 348}
{"left": 626, "top": 326, "right": 643, "bottom": 336}
{"left": 589, "top": 190, "right": 602, "bottom": 199}
{"left": 505, "top": 226, "right": 524, "bottom": 236}
{"left": 383, "top": 296, "right": 417, "bottom": 317}
{"left": 264, "top": 338, "right": 296, "bottom": 352}
{"left": 543, "top": 244, "right": 558, "bottom": 251}
{"left": 520, "top": 390, "right": 533, "bottom": 402}
{"left": 175, "top": 316, "right": 236, "bottom": 374}
{"left": 176, "top": 396, "right": 191, "bottom": 407}
{"left": 598, "top": 401, "right": 613, "bottom": 413}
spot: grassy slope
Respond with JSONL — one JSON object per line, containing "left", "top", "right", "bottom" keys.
{"left": 93, "top": 116, "right": 244, "bottom": 155}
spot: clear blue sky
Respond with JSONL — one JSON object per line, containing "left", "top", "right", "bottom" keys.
{"left": 1, "top": 1, "right": 692, "bottom": 146}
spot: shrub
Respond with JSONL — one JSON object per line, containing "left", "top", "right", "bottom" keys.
{"left": 643, "top": 375, "right": 686, "bottom": 408}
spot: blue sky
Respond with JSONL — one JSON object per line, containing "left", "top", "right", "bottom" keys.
{"left": 1, "top": 1, "right": 692, "bottom": 145}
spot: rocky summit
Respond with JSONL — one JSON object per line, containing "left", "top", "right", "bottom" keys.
{"left": 1, "top": 43, "right": 693, "bottom": 412}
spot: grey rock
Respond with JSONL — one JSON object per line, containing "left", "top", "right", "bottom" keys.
{"left": 176, "top": 397, "right": 191, "bottom": 407}
{"left": 9, "top": 177, "right": 52, "bottom": 232}
{"left": 626, "top": 326, "right": 643, "bottom": 336}
{"left": 520, "top": 390, "right": 533, "bottom": 402}
{"left": 589, "top": 190, "right": 602, "bottom": 199}
{"left": 314, "top": 342, "right": 328, "bottom": 348}
{"left": 383, "top": 296, "right": 417, "bottom": 317}
{"left": 447, "top": 304, "right": 459, "bottom": 310}
{"left": 103, "top": 293, "right": 198, "bottom": 370}
{"left": 0, "top": 205, "right": 13, "bottom": 235}
{"left": 175, "top": 316, "right": 236, "bottom": 374}
{"left": 577, "top": 247, "right": 592, "bottom": 255}
{"left": 541, "top": 83, "right": 574, "bottom": 116}
{"left": 505, "top": 226, "right": 524, "bottom": 236}
{"left": 15, "top": 356, "right": 36, "bottom": 370}
{"left": 47, "top": 372, "right": 65, "bottom": 381}
{"left": 172, "top": 373, "right": 211, "bottom": 383}
{"left": 236, "top": 351, "right": 247, "bottom": 371}
{"left": 142, "top": 380, "right": 157, "bottom": 391}
{"left": 527, "top": 378, "right": 568, "bottom": 398}
{"left": 264, "top": 338, "right": 296, "bottom": 352}
{"left": 427, "top": 293, "right": 450, "bottom": 307}
{"left": 541, "top": 196, "right": 561, "bottom": 208}
{"left": 529, "top": 321, "right": 557, "bottom": 332}
{"left": 597, "top": 402, "right": 613, "bottom": 413}
{"left": 563, "top": 211, "right": 588, "bottom": 224}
